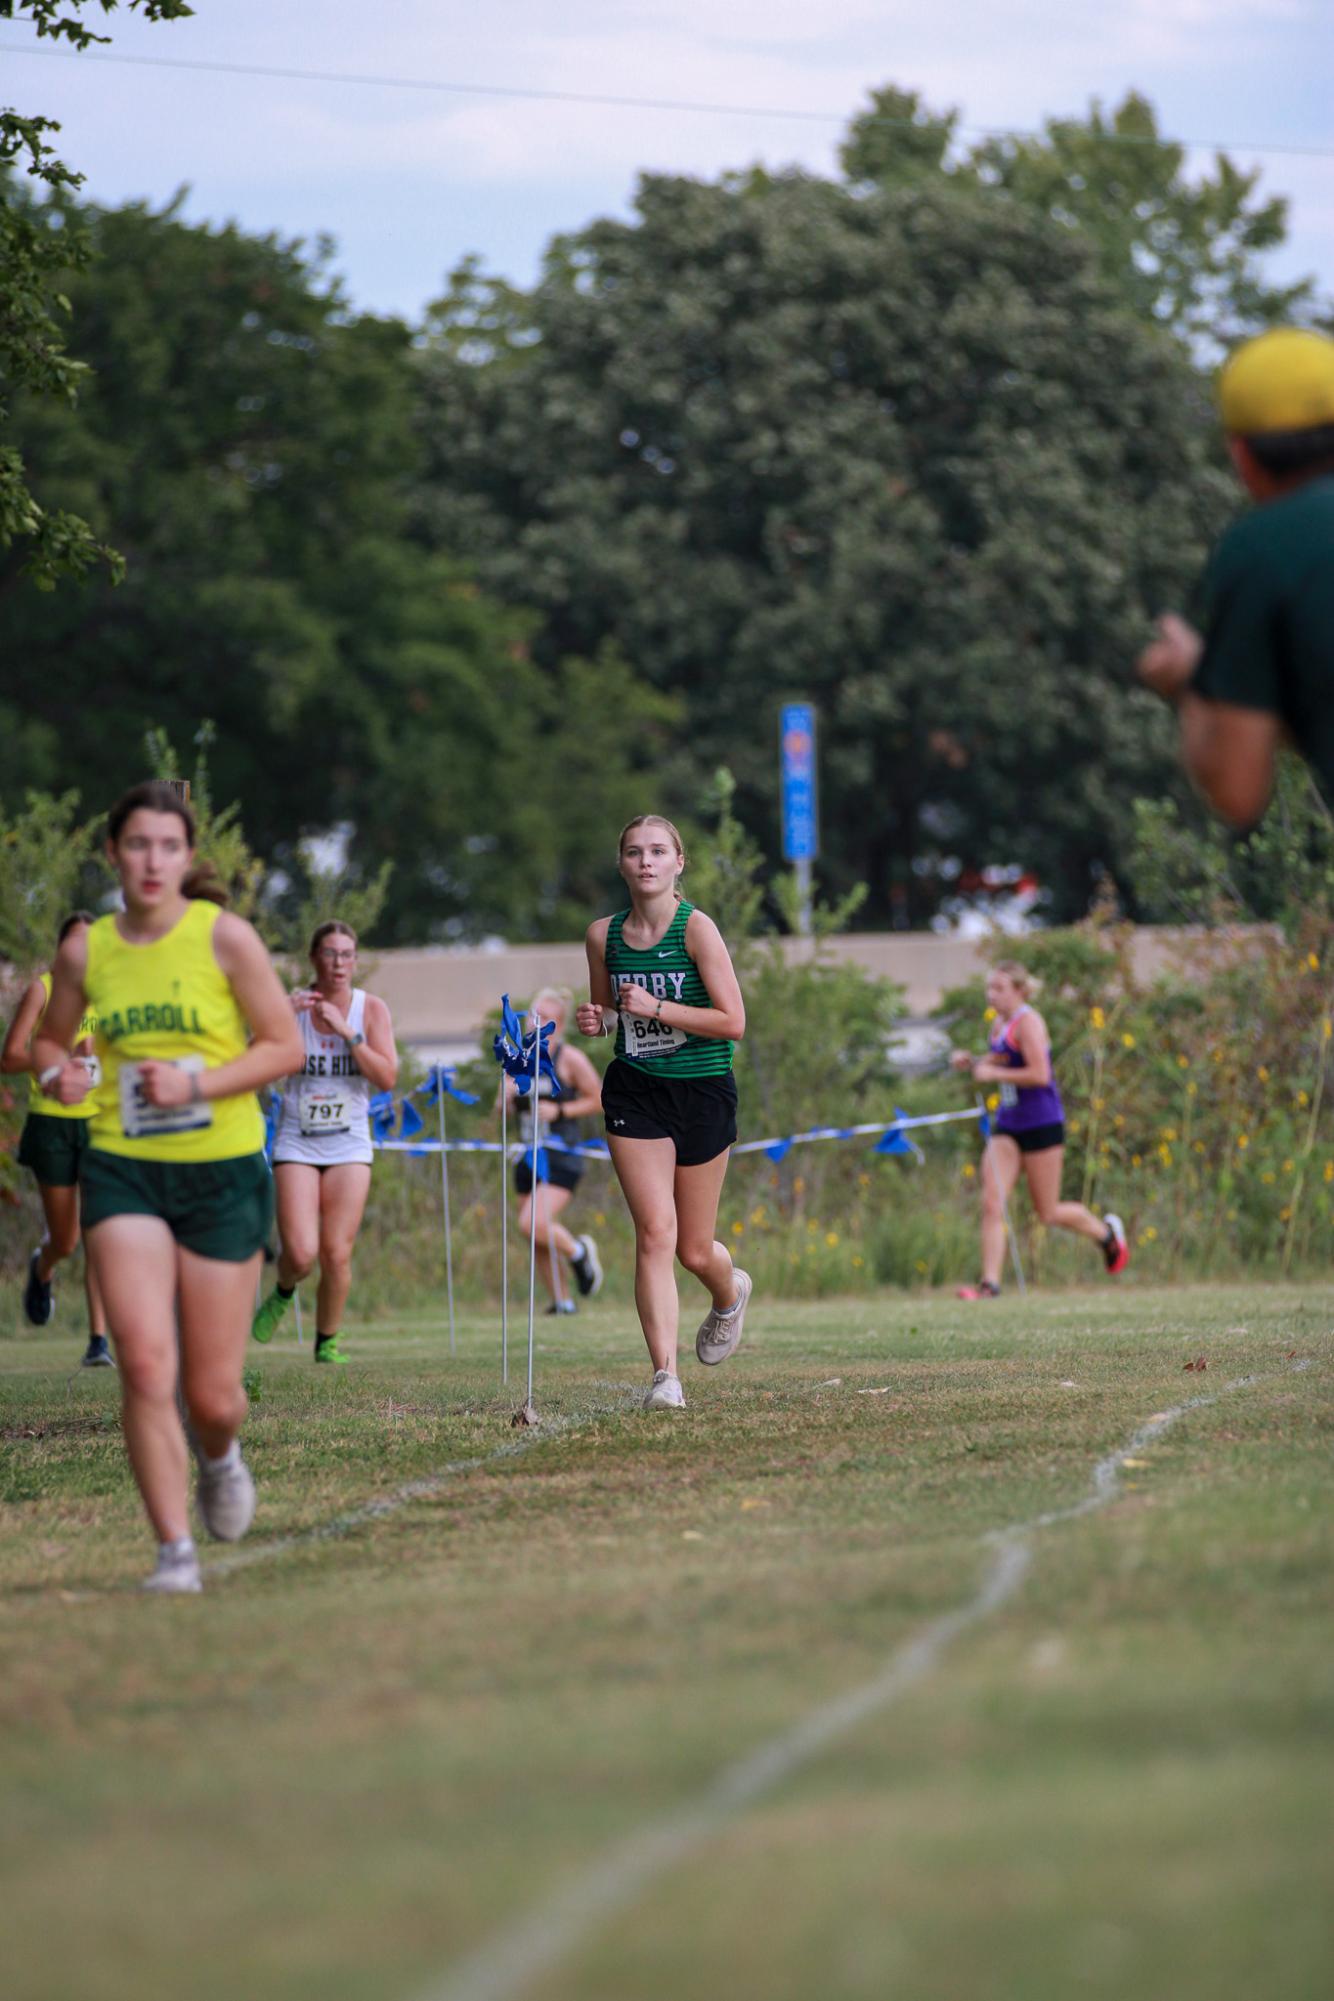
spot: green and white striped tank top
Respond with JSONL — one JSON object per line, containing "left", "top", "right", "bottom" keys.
{"left": 605, "top": 899, "right": 733, "bottom": 1078}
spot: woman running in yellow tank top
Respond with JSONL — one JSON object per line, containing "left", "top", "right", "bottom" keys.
{"left": 34, "top": 782, "right": 302, "bottom": 1595}
{"left": 2, "top": 913, "right": 111, "bottom": 1366}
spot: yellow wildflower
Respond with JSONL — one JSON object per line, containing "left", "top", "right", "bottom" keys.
{"left": 1237, "top": 1133, "right": 1249, "bottom": 1150}
{"left": 1298, "top": 1090, "right": 1310, "bottom": 1108}
{"left": 986, "top": 1092, "right": 999, "bottom": 1112}
{"left": 962, "top": 1163, "right": 976, "bottom": 1179}
{"left": 1309, "top": 952, "right": 1320, "bottom": 971}
{"left": 1132, "top": 1154, "right": 1142, "bottom": 1169}
{"left": 1176, "top": 1053, "right": 1189, "bottom": 1069}
{"left": 1325, "top": 1161, "right": 1334, "bottom": 1184}
{"left": 1257, "top": 1065, "right": 1270, "bottom": 1083}
{"left": 732, "top": 1221, "right": 744, "bottom": 1236}
{"left": 825, "top": 1232, "right": 839, "bottom": 1248}
{"left": 1121, "top": 1032, "right": 1136, "bottom": 1049}
{"left": 1262, "top": 1171, "right": 1276, "bottom": 1184}
{"left": 852, "top": 1255, "right": 864, "bottom": 1269}
{"left": 1283, "top": 1160, "right": 1294, "bottom": 1174}
{"left": 1090, "top": 1006, "right": 1106, "bottom": 1030}
{"left": 1142, "top": 1225, "right": 1158, "bottom": 1242}
{"left": 983, "top": 1005, "right": 997, "bottom": 1022}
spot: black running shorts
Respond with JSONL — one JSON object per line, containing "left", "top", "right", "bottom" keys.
{"left": 995, "top": 1121, "right": 1065, "bottom": 1155}
{"left": 600, "top": 1058, "right": 737, "bottom": 1167}
{"left": 514, "top": 1151, "right": 584, "bottom": 1197}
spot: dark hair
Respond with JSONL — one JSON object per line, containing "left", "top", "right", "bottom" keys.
{"left": 57, "top": 910, "right": 95, "bottom": 946}
{"left": 107, "top": 780, "right": 195, "bottom": 846}
{"left": 105, "top": 780, "right": 229, "bottom": 906}
{"left": 310, "top": 920, "right": 357, "bottom": 958}
{"left": 1242, "top": 423, "right": 1334, "bottom": 478}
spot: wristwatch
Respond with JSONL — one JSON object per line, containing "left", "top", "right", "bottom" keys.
{"left": 348, "top": 1032, "right": 366, "bottom": 1049}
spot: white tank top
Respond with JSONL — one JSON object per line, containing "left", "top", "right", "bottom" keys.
{"left": 273, "top": 988, "right": 374, "bottom": 1165}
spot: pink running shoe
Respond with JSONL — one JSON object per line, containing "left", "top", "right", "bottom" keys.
{"left": 1102, "top": 1214, "right": 1130, "bottom": 1275}
{"left": 956, "top": 1281, "right": 1001, "bottom": 1300}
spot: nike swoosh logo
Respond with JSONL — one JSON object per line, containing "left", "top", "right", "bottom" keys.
{"left": 658, "top": 951, "right": 672, "bottom": 958}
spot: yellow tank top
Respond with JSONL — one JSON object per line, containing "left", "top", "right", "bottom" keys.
{"left": 85, "top": 900, "right": 264, "bottom": 1162}
{"left": 31, "top": 972, "right": 101, "bottom": 1123}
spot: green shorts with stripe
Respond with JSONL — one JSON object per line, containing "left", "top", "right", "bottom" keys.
{"left": 80, "top": 1149, "right": 274, "bottom": 1263}
{"left": 17, "top": 1112, "right": 92, "bottom": 1189}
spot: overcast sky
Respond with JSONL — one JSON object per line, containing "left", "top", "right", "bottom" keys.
{"left": 4, "top": 0, "right": 1330, "bottom": 322}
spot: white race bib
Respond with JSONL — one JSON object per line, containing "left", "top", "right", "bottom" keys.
{"left": 299, "top": 1080, "right": 351, "bottom": 1137}
{"left": 119, "top": 1056, "right": 213, "bottom": 1139}
{"left": 620, "top": 1010, "right": 688, "bottom": 1062}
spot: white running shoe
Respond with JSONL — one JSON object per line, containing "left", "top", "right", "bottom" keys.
{"left": 142, "top": 1541, "right": 202, "bottom": 1594}
{"left": 195, "top": 1442, "right": 256, "bottom": 1543}
{"left": 695, "top": 1269, "right": 752, "bottom": 1366}
{"left": 572, "top": 1235, "right": 604, "bottom": 1298}
{"left": 644, "top": 1370, "right": 685, "bottom": 1410}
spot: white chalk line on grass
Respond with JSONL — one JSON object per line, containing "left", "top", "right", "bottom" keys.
{"left": 415, "top": 1365, "right": 1311, "bottom": 2001}
{"left": 204, "top": 1396, "right": 634, "bottom": 1581}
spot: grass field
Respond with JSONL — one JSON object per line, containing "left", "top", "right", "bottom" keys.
{"left": 3, "top": 1282, "right": 1332, "bottom": 2001}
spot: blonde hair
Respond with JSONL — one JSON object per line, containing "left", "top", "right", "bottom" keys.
{"left": 618, "top": 815, "right": 686, "bottom": 897}
{"left": 531, "top": 985, "right": 572, "bottom": 1024}
{"left": 991, "top": 959, "right": 1041, "bottom": 1000}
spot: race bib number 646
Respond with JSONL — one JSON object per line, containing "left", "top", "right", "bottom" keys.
{"left": 621, "top": 1011, "right": 687, "bottom": 1061}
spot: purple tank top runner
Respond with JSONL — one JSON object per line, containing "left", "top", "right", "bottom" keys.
{"left": 989, "top": 1006, "right": 1064, "bottom": 1132}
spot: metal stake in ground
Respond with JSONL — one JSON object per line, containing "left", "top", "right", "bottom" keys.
{"left": 500, "top": 1089, "right": 509, "bottom": 1387}
{"left": 977, "top": 1103, "right": 1027, "bottom": 1296}
{"left": 436, "top": 1075, "right": 456, "bottom": 1356}
{"left": 512, "top": 1013, "right": 542, "bottom": 1427}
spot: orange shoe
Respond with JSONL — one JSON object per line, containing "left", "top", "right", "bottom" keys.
{"left": 1102, "top": 1214, "right": 1130, "bottom": 1275}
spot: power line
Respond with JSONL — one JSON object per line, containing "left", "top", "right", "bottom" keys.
{"left": 3, "top": 40, "right": 1334, "bottom": 163}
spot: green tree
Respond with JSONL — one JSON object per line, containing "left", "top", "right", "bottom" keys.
{"left": 842, "top": 85, "right": 1311, "bottom": 346}
{"left": 0, "top": 0, "right": 192, "bottom": 585}
{"left": 0, "top": 194, "right": 676, "bottom": 940}
{"left": 414, "top": 162, "right": 1237, "bottom": 927}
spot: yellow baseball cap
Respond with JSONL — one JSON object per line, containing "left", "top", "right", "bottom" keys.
{"left": 1218, "top": 327, "right": 1334, "bottom": 436}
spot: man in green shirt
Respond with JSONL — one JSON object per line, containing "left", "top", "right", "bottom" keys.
{"left": 1138, "top": 327, "right": 1334, "bottom": 826}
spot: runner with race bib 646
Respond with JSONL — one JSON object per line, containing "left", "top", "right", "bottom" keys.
{"left": 577, "top": 815, "right": 751, "bottom": 1411}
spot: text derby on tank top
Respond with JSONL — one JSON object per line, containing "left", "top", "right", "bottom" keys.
{"left": 604, "top": 900, "right": 733, "bottom": 1078}
{"left": 273, "top": 988, "right": 374, "bottom": 1166}
{"left": 990, "top": 1006, "right": 1063, "bottom": 1133}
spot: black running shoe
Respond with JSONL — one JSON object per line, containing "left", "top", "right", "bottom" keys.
{"left": 81, "top": 1335, "right": 115, "bottom": 1368}
{"left": 570, "top": 1235, "right": 603, "bottom": 1298}
{"left": 23, "top": 1250, "right": 53, "bottom": 1327}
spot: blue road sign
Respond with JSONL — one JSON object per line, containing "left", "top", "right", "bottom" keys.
{"left": 780, "top": 703, "right": 818, "bottom": 862}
